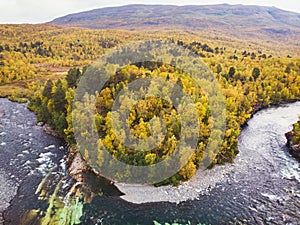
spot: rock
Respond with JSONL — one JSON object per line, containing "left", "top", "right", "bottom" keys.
{"left": 37, "top": 122, "right": 44, "bottom": 126}
{"left": 42, "top": 124, "right": 59, "bottom": 137}
{"left": 289, "top": 145, "right": 300, "bottom": 161}
{"left": 285, "top": 131, "right": 293, "bottom": 148}
{"left": 68, "top": 152, "right": 87, "bottom": 182}
{"left": 285, "top": 131, "right": 300, "bottom": 162}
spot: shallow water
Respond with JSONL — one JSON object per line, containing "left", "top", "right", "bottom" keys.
{"left": 0, "top": 98, "right": 68, "bottom": 224}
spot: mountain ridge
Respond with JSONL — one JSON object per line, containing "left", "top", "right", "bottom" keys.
{"left": 49, "top": 4, "right": 300, "bottom": 43}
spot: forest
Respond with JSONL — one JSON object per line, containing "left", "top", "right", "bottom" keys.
{"left": 1, "top": 24, "right": 300, "bottom": 185}
{"left": 292, "top": 120, "right": 300, "bottom": 144}
{"left": 285, "top": 117, "right": 300, "bottom": 162}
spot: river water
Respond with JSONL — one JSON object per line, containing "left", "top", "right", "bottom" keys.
{"left": 0, "top": 98, "right": 300, "bottom": 225}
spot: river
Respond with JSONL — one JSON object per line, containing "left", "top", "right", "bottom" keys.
{"left": 0, "top": 98, "right": 300, "bottom": 225}
{"left": 0, "top": 98, "right": 68, "bottom": 224}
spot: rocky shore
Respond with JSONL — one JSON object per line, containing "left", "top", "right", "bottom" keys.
{"left": 38, "top": 122, "right": 60, "bottom": 138}
{"left": 38, "top": 122, "right": 88, "bottom": 181}
{"left": 285, "top": 131, "right": 300, "bottom": 162}
{"left": 67, "top": 152, "right": 87, "bottom": 182}
{"left": 38, "top": 122, "right": 90, "bottom": 194}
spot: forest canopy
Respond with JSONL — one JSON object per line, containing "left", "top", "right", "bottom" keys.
{"left": 2, "top": 24, "right": 299, "bottom": 185}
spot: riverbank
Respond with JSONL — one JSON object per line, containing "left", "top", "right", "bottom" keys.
{"left": 285, "top": 131, "right": 300, "bottom": 162}
{"left": 13, "top": 96, "right": 300, "bottom": 206}
{"left": 37, "top": 121, "right": 89, "bottom": 183}
{"left": 115, "top": 162, "right": 235, "bottom": 204}
{"left": 37, "top": 100, "right": 300, "bottom": 205}
{"left": 35, "top": 112, "right": 235, "bottom": 204}
{"left": 115, "top": 101, "right": 300, "bottom": 204}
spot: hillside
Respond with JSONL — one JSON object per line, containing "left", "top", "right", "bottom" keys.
{"left": 1, "top": 24, "right": 299, "bottom": 99}
{"left": 50, "top": 4, "right": 300, "bottom": 43}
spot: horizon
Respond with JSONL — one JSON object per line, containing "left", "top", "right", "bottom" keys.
{"left": 1, "top": 1, "right": 300, "bottom": 24}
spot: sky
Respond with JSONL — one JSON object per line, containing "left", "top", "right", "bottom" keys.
{"left": 1, "top": 0, "right": 300, "bottom": 24}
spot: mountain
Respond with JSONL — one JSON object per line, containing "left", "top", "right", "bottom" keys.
{"left": 49, "top": 4, "right": 300, "bottom": 41}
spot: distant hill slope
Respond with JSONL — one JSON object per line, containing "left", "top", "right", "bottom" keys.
{"left": 49, "top": 4, "right": 300, "bottom": 42}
